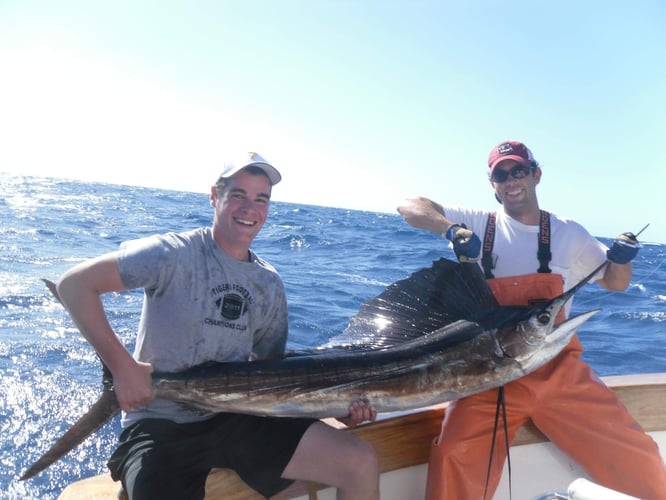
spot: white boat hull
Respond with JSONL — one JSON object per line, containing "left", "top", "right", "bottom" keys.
{"left": 299, "top": 430, "right": 666, "bottom": 500}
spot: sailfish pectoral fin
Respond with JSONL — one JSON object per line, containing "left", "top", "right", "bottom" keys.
{"left": 20, "top": 385, "right": 120, "bottom": 480}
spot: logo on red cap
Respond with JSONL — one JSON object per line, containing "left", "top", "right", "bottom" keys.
{"left": 488, "top": 141, "right": 534, "bottom": 171}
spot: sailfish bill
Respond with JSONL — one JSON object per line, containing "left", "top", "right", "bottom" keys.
{"left": 20, "top": 258, "right": 601, "bottom": 480}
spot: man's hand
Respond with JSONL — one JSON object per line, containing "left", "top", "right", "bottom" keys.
{"left": 113, "top": 360, "right": 155, "bottom": 413}
{"left": 607, "top": 232, "right": 640, "bottom": 264}
{"left": 336, "top": 400, "right": 377, "bottom": 427}
{"left": 446, "top": 224, "right": 481, "bottom": 261}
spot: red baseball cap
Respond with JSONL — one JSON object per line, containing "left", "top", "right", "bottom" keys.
{"left": 488, "top": 141, "right": 536, "bottom": 175}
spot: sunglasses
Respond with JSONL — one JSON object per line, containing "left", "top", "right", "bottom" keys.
{"left": 490, "top": 165, "right": 534, "bottom": 183}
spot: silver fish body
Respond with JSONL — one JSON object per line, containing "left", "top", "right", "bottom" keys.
{"left": 155, "top": 305, "right": 596, "bottom": 418}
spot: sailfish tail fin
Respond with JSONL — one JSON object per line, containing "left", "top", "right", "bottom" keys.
{"left": 20, "top": 279, "right": 120, "bottom": 480}
{"left": 20, "top": 386, "right": 120, "bottom": 480}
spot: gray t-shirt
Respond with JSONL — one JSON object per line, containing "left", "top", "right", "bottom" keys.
{"left": 117, "top": 227, "right": 288, "bottom": 426}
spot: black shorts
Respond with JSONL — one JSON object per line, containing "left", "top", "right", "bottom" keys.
{"left": 107, "top": 413, "right": 317, "bottom": 500}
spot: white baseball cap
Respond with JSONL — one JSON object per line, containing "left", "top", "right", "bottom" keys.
{"left": 217, "top": 152, "right": 281, "bottom": 185}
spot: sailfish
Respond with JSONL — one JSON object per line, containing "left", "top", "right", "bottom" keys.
{"left": 21, "top": 257, "right": 601, "bottom": 480}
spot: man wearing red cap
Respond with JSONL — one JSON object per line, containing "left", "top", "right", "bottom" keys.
{"left": 397, "top": 141, "right": 666, "bottom": 499}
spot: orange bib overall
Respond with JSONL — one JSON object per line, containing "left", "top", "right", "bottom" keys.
{"left": 425, "top": 273, "right": 666, "bottom": 500}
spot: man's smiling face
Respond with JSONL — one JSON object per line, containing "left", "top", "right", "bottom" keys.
{"left": 211, "top": 169, "right": 272, "bottom": 260}
{"left": 490, "top": 160, "right": 541, "bottom": 217}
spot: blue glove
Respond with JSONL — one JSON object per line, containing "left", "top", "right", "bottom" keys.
{"left": 445, "top": 224, "right": 481, "bottom": 261}
{"left": 606, "top": 232, "right": 640, "bottom": 264}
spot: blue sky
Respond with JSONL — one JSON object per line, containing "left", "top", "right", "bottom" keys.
{"left": 1, "top": 1, "right": 665, "bottom": 242}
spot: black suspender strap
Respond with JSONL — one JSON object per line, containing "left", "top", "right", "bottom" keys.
{"left": 483, "top": 386, "right": 511, "bottom": 500}
{"left": 481, "top": 213, "right": 496, "bottom": 279}
{"left": 481, "top": 210, "right": 552, "bottom": 276}
{"left": 537, "top": 210, "right": 552, "bottom": 274}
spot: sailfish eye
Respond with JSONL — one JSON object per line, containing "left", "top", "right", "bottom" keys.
{"left": 537, "top": 312, "right": 551, "bottom": 325}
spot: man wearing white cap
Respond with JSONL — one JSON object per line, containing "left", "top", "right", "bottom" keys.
{"left": 397, "top": 141, "right": 666, "bottom": 499}
{"left": 56, "top": 152, "right": 380, "bottom": 500}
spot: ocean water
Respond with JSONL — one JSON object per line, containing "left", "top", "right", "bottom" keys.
{"left": 1, "top": 172, "right": 665, "bottom": 499}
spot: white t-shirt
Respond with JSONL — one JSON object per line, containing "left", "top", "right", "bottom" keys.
{"left": 443, "top": 207, "right": 609, "bottom": 297}
{"left": 117, "top": 227, "right": 288, "bottom": 425}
